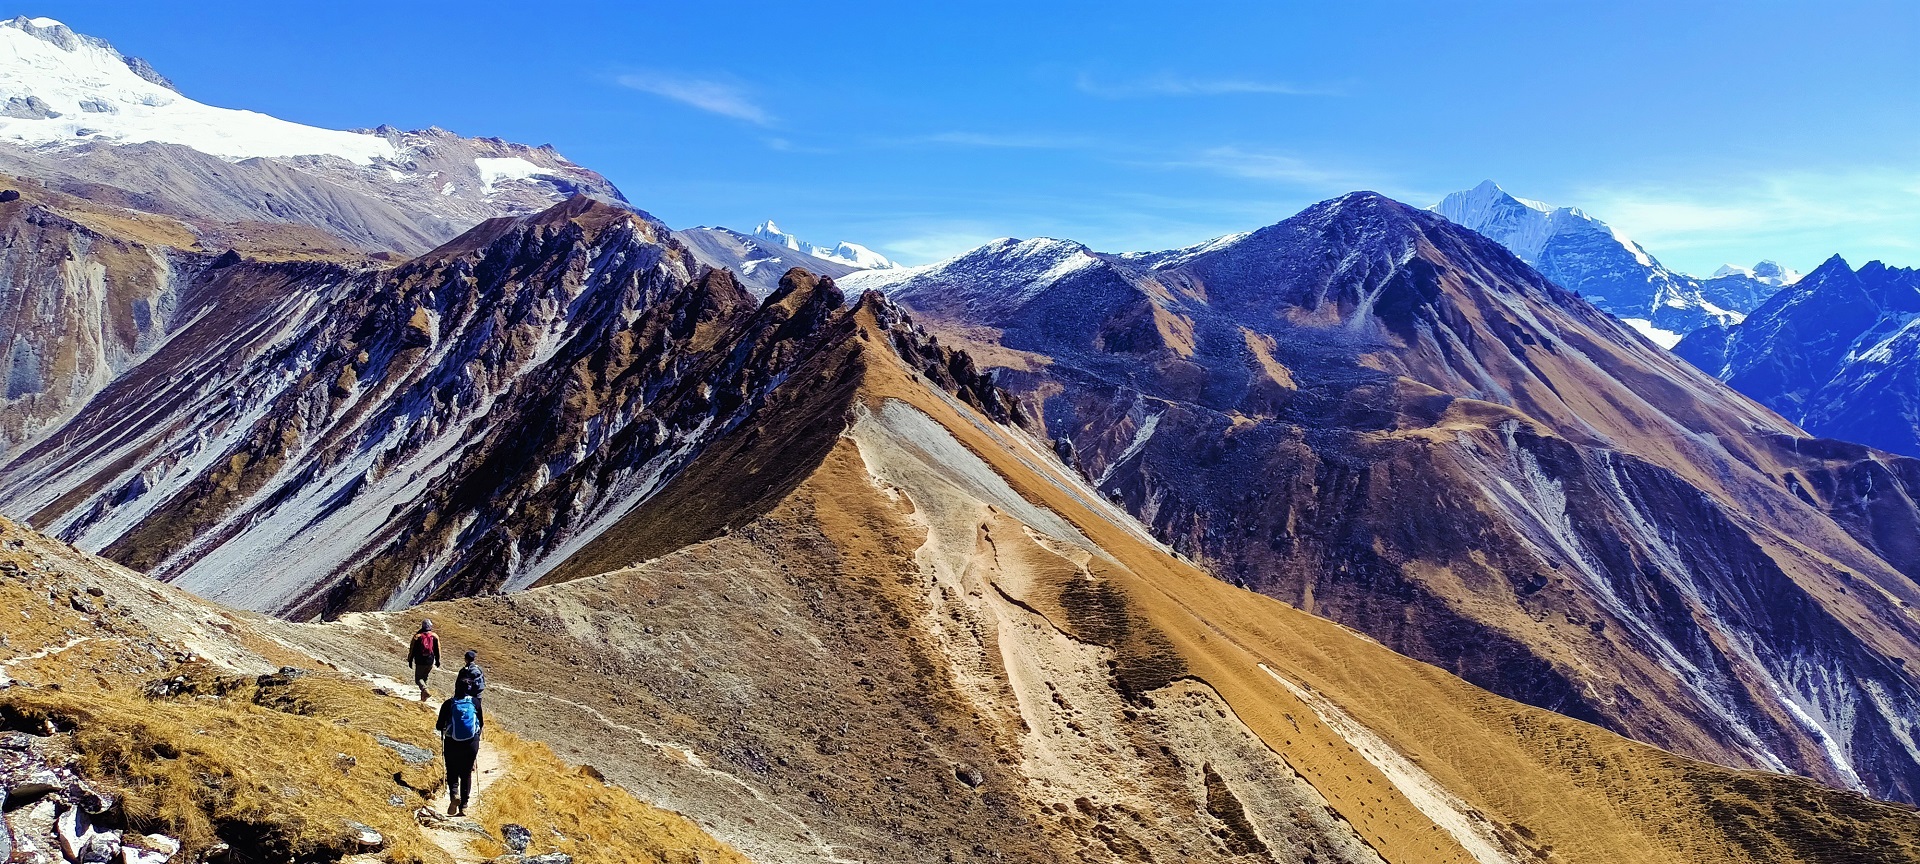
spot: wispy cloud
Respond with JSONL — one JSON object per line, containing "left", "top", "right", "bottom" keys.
{"left": 1576, "top": 168, "right": 1920, "bottom": 273}
{"left": 1152, "top": 146, "right": 1368, "bottom": 190}
{"left": 616, "top": 73, "right": 770, "bottom": 125}
{"left": 881, "top": 228, "right": 1009, "bottom": 263}
{"left": 903, "top": 131, "right": 1095, "bottom": 149}
{"left": 1076, "top": 73, "right": 1341, "bottom": 99}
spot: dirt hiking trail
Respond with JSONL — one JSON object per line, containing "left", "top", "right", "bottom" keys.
{"left": 420, "top": 744, "right": 508, "bottom": 864}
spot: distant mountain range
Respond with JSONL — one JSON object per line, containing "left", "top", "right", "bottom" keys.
{"left": 751, "top": 219, "right": 899, "bottom": 270}
{"left": 1433, "top": 181, "right": 1793, "bottom": 346}
{"left": 673, "top": 220, "right": 898, "bottom": 297}
{"left": 1433, "top": 181, "right": 1920, "bottom": 460}
{"left": 1676, "top": 255, "right": 1920, "bottom": 457}
{"left": 673, "top": 224, "right": 862, "bottom": 297}
{"left": 5, "top": 17, "right": 1920, "bottom": 858}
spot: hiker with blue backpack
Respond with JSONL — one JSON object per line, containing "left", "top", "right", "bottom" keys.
{"left": 436, "top": 675, "right": 484, "bottom": 816}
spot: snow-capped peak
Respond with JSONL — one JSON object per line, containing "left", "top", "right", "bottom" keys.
{"left": 0, "top": 15, "right": 394, "bottom": 163}
{"left": 1711, "top": 260, "right": 1801, "bottom": 287}
{"left": 750, "top": 219, "right": 900, "bottom": 270}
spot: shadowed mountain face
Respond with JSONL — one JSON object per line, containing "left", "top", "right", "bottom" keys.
{"left": 851, "top": 193, "right": 1920, "bottom": 805}
{"left": 1676, "top": 255, "right": 1920, "bottom": 458}
{"left": 0, "top": 197, "right": 1022, "bottom": 618}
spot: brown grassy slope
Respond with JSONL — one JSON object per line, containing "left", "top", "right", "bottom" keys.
{"left": 469, "top": 734, "right": 749, "bottom": 864}
{"left": 264, "top": 304, "right": 1920, "bottom": 864}
{"left": 0, "top": 172, "right": 371, "bottom": 263}
{"left": 0, "top": 517, "right": 748, "bottom": 864}
{"left": 1, "top": 677, "right": 446, "bottom": 864}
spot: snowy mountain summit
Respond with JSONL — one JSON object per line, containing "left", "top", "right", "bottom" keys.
{"left": 0, "top": 15, "right": 625, "bottom": 253}
{"left": 1433, "top": 180, "right": 1782, "bottom": 347}
{"left": 752, "top": 219, "right": 900, "bottom": 270}
{"left": 0, "top": 16, "right": 394, "bottom": 161}
{"left": 1712, "top": 260, "right": 1801, "bottom": 287}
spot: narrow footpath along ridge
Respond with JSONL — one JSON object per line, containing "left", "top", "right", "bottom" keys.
{"left": 0, "top": 516, "right": 749, "bottom": 864}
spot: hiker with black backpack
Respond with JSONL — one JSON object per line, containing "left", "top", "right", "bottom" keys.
{"left": 455, "top": 649, "right": 486, "bottom": 715}
{"left": 436, "top": 676, "right": 484, "bottom": 816}
{"left": 407, "top": 620, "right": 440, "bottom": 701}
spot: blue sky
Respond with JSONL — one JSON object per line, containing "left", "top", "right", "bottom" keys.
{"left": 31, "top": 1, "right": 1920, "bottom": 273}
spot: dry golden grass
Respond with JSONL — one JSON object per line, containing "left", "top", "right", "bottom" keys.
{"left": 0, "top": 668, "right": 752, "bottom": 864}
{"left": 468, "top": 735, "right": 749, "bottom": 864}
{"left": 0, "top": 672, "right": 447, "bottom": 864}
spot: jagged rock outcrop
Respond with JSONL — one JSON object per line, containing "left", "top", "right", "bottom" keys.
{"left": 849, "top": 192, "right": 1920, "bottom": 806}
{"left": 0, "top": 197, "right": 1022, "bottom": 618}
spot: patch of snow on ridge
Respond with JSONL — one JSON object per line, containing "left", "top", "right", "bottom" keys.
{"left": 1622, "top": 318, "right": 1683, "bottom": 349}
{"left": 1095, "top": 411, "right": 1160, "bottom": 486}
{"left": 840, "top": 236, "right": 1102, "bottom": 318}
{"left": 1118, "top": 230, "right": 1253, "bottom": 270}
{"left": 474, "top": 156, "right": 551, "bottom": 193}
{"left": 0, "top": 17, "right": 395, "bottom": 163}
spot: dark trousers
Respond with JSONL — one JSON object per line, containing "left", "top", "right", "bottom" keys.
{"left": 444, "top": 736, "right": 480, "bottom": 806}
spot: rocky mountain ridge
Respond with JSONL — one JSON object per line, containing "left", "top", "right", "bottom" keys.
{"left": 4, "top": 15, "right": 1920, "bottom": 855}
{"left": 0, "top": 196, "right": 1018, "bottom": 619}
{"left": 11, "top": 318, "right": 1920, "bottom": 863}
{"left": 849, "top": 192, "right": 1920, "bottom": 806}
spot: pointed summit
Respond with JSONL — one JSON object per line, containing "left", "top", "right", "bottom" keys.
{"left": 1433, "top": 181, "right": 1766, "bottom": 337}
{"left": 748, "top": 219, "right": 899, "bottom": 270}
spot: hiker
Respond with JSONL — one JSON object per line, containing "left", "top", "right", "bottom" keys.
{"left": 408, "top": 620, "right": 440, "bottom": 701}
{"left": 455, "top": 649, "right": 486, "bottom": 714}
{"left": 436, "top": 677, "right": 484, "bottom": 816}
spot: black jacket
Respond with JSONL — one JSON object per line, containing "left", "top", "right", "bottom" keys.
{"left": 456, "top": 661, "right": 486, "bottom": 697}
